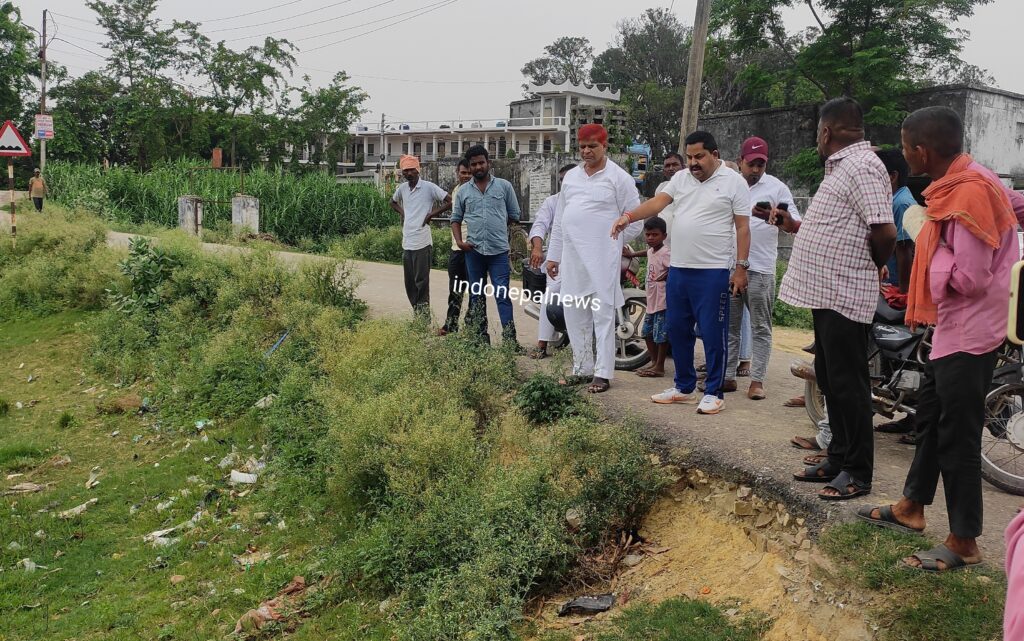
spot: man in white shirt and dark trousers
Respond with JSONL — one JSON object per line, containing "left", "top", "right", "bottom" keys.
{"left": 725, "top": 137, "right": 800, "bottom": 400}
{"left": 612, "top": 131, "right": 752, "bottom": 415}
{"left": 390, "top": 154, "right": 451, "bottom": 318}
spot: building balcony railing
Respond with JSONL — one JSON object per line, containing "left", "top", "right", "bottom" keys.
{"left": 351, "top": 116, "right": 568, "bottom": 135}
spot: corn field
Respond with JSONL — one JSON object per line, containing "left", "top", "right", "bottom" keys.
{"left": 46, "top": 161, "right": 393, "bottom": 244}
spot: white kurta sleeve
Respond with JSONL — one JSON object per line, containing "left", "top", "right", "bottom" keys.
{"left": 547, "top": 190, "right": 567, "bottom": 264}
{"left": 617, "top": 169, "right": 645, "bottom": 244}
{"left": 529, "top": 195, "right": 556, "bottom": 241}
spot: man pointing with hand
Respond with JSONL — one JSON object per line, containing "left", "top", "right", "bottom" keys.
{"left": 611, "top": 131, "right": 751, "bottom": 415}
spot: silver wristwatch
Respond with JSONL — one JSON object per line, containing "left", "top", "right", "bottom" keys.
{"left": 735, "top": 260, "right": 750, "bottom": 269}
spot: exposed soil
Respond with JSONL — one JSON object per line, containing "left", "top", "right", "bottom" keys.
{"left": 534, "top": 467, "right": 878, "bottom": 640}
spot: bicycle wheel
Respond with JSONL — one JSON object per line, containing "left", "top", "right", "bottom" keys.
{"left": 508, "top": 225, "right": 529, "bottom": 278}
{"left": 982, "top": 383, "right": 1024, "bottom": 495}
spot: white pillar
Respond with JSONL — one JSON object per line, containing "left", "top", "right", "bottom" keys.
{"left": 362, "top": 136, "right": 368, "bottom": 158}
{"left": 178, "top": 196, "right": 203, "bottom": 236}
{"left": 457, "top": 135, "right": 463, "bottom": 157}
{"left": 231, "top": 195, "right": 260, "bottom": 233}
{"left": 432, "top": 134, "right": 437, "bottom": 160}
{"left": 510, "top": 132, "right": 516, "bottom": 154}
{"left": 539, "top": 96, "right": 545, "bottom": 125}
{"left": 407, "top": 134, "right": 413, "bottom": 156}
{"left": 539, "top": 132, "right": 544, "bottom": 154}
{"left": 484, "top": 132, "right": 490, "bottom": 153}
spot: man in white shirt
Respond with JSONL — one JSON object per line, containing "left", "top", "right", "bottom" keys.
{"left": 611, "top": 131, "right": 751, "bottom": 415}
{"left": 547, "top": 125, "right": 642, "bottom": 393}
{"left": 726, "top": 137, "right": 801, "bottom": 400}
{"left": 527, "top": 163, "right": 576, "bottom": 358}
{"left": 390, "top": 155, "right": 451, "bottom": 317}
{"left": 655, "top": 152, "right": 685, "bottom": 242}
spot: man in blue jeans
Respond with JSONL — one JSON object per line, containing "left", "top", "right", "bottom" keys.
{"left": 611, "top": 131, "right": 751, "bottom": 415}
{"left": 451, "top": 145, "right": 522, "bottom": 347}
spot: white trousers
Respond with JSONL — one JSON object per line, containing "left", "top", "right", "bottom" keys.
{"left": 537, "top": 279, "right": 562, "bottom": 343}
{"left": 564, "top": 298, "right": 616, "bottom": 380}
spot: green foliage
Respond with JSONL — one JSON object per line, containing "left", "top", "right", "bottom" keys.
{"left": 773, "top": 259, "right": 813, "bottom": 329}
{"left": 46, "top": 161, "right": 393, "bottom": 244}
{"left": 591, "top": 597, "right": 767, "bottom": 641}
{"left": 783, "top": 147, "right": 826, "bottom": 195}
{"left": 505, "top": 148, "right": 517, "bottom": 159}
{"left": 712, "top": 0, "right": 994, "bottom": 124}
{"left": 0, "top": 208, "right": 119, "bottom": 321}
{"left": 820, "top": 523, "right": 1005, "bottom": 641}
{"left": 0, "top": 398, "right": 8, "bottom": 417}
{"left": 0, "top": 442, "right": 45, "bottom": 472}
{"left": 110, "top": 236, "right": 178, "bottom": 314}
{"left": 57, "top": 410, "right": 77, "bottom": 430}
{"left": 513, "top": 374, "right": 584, "bottom": 424}
{"left": 335, "top": 225, "right": 452, "bottom": 269}
{"left": 521, "top": 36, "right": 594, "bottom": 87}
{"left": 0, "top": 2, "right": 39, "bottom": 127}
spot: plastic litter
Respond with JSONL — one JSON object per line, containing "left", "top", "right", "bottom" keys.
{"left": 558, "top": 593, "right": 616, "bottom": 617}
{"left": 254, "top": 394, "right": 277, "bottom": 409}
{"left": 3, "top": 482, "right": 49, "bottom": 496}
{"left": 7, "top": 541, "right": 22, "bottom": 551}
{"left": 85, "top": 467, "right": 101, "bottom": 489}
{"left": 16, "top": 558, "right": 45, "bottom": 573}
{"left": 233, "top": 576, "right": 305, "bottom": 634}
{"left": 58, "top": 498, "right": 98, "bottom": 519}
{"left": 230, "top": 470, "right": 258, "bottom": 485}
{"left": 233, "top": 548, "right": 272, "bottom": 568}
{"left": 156, "top": 498, "right": 176, "bottom": 512}
{"left": 151, "top": 537, "right": 180, "bottom": 547}
{"left": 218, "top": 448, "right": 240, "bottom": 469}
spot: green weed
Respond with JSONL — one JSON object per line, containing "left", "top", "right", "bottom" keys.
{"left": 0, "top": 443, "right": 45, "bottom": 472}
{"left": 57, "top": 410, "right": 76, "bottom": 429}
{"left": 0, "top": 398, "right": 8, "bottom": 417}
{"left": 514, "top": 373, "right": 585, "bottom": 424}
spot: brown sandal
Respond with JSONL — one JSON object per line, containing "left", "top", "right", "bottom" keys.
{"left": 790, "top": 436, "right": 820, "bottom": 451}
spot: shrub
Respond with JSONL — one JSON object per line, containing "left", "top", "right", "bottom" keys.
{"left": 334, "top": 225, "right": 452, "bottom": 269}
{"left": 57, "top": 411, "right": 76, "bottom": 429}
{"left": 514, "top": 373, "right": 584, "bottom": 424}
{"left": 0, "top": 398, "right": 9, "bottom": 416}
{"left": 773, "top": 259, "right": 813, "bottom": 329}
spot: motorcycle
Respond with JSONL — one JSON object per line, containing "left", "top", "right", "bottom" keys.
{"left": 522, "top": 256, "right": 651, "bottom": 371}
{"left": 791, "top": 294, "right": 1024, "bottom": 496}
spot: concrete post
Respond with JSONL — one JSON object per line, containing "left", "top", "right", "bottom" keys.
{"left": 178, "top": 196, "right": 203, "bottom": 236}
{"left": 231, "top": 195, "right": 260, "bottom": 234}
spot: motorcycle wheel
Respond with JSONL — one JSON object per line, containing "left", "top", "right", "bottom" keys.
{"left": 615, "top": 297, "right": 650, "bottom": 371}
{"left": 982, "top": 384, "right": 1024, "bottom": 496}
{"left": 804, "top": 379, "right": 827, "bottom": 427}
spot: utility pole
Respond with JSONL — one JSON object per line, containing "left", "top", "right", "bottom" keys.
{"left": 678, "top": 0, "right": 712, "bottom": 150}
{"left": 39, "top": 9, "right": 48, "bottom": 173}
{"left": 378, "top": 113, "right": 386, "bottom": 184}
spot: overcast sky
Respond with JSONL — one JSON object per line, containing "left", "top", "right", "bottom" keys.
{"left": 14, "top": 0, "right": 1024, "bottom": 126}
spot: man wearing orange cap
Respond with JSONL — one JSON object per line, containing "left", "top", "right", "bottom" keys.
{"left": 390, "top": 154, "right": 451, "bottom": 317}
{"left": 547, "top": 124, "right": 642, "bottom": 393}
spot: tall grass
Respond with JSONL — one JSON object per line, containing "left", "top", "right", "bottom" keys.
{"left": 46, "top": 160, "right": 393, "bottom": 244}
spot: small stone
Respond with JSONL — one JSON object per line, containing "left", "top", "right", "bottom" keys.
{"left": 780, "top": 533, "right": 798, "bottom": 548}
{"left": 794, "top": 550, "right": 811, "bottom": 564}
{"left": 7, "top": 541, "right": 22, "bottom": 551}
{"left": 767, "top": 539, "right": 786, "bottom": 556}
{"left": 170, "top": 575, "right": 186, "bottom": 585}
{"left": 565, "top": 508, "right": 583, "bottom": 530}
{"left": 754, "top": 512, "right": 774, "bottom": 528}
{"left": 736, "top": 485, "right": 753, "bottom": 499}
{"left": 809, "top": 552, "right": 838, "bottom": 577}
{"left": 800, "top": 539, "right": 812, "bottom": 550}
{"left": 795, "top": 527, "right": 809, "bottom": 544}
{"left": 779, "top": 512, "right": 792, "bottom": 527}
{"left": 622, "top": 554, "right": 644, "bottom": 567}
{"left": 733, "top": 501, "right": 754, "bottom": 516}
{"left": 748, "top": 531, "right": 768, "bottom": 553}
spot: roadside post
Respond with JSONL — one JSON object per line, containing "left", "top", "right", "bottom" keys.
{"left": 0, "top": 120, "right": 33, "bottom": 245}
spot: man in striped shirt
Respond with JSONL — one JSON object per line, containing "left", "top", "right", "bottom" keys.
{"left": 782, "top": 97, "right": 896, "bottom": 501}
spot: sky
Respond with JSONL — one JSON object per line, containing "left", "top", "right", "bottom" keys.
{"left": 13, "top": 0, "right": 1024, "bottom": 127}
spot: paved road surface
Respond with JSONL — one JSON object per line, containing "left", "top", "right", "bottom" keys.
{"left": 5, "top": 209, "right": 1019, "bottom": 562}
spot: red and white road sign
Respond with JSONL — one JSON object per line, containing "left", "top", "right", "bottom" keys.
{"left": 0, "top": 121, "right": 31, "bottom": 157}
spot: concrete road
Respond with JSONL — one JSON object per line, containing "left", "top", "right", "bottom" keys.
{"left": 15, "top": 216, "right": 1022, "bottom": 562}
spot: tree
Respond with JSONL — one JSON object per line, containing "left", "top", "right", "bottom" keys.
{"left": 591, "top": 9, "right": 689, "bottom": 158}
{"left": 521, "top": 36, "right": 594, "bottom": 89}
{"left": 292, "top": 72, "right": 367, "bottom": 173}
{"left": 87, "top": 0, "right": 180, "bottom": 88}
{"left": 711, "top": 0, "right": 995, "bottom": 123}
{"left": 49, "top": 72, "right": 120, "bottom": 163}
{"left": 0, "top": 3, "right": 38, "bottom": 131}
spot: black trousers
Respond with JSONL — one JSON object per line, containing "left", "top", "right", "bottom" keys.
{"left": 442, "top": 250, "right": 486, "bottom": 332}
{"left": 32, "top": 197, "right": 43, "bottom": 212}
{"left": 402, "top": 246, "right": 432, "bottom": 316}
{"left": 813, "top": 309, "right": 874, "bottom": 484}
{"left": 903, "top": 349, "right": 998, "bottom": 539}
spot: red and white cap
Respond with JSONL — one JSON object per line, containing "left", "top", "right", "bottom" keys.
{"left": 740, "top": 136, "right": 769, "bottom": 162}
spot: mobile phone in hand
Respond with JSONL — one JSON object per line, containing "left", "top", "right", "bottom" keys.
{"left": 774, "top": 202, "right": 788, "bottom": 226}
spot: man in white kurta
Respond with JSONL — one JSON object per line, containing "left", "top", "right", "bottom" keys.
{"left": 547, "top": 125, "right": 642, "bottom": 393}
{"left": 528, "top": 164, "right": 576, "bottom": 358}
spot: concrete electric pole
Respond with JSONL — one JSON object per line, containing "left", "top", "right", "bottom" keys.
{"left": 39, "top": 9, "right": 48, "bottom": 173}
{"left": 678, "top": 0, "right": 713, "bottom": 151}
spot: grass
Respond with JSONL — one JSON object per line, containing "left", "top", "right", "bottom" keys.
{"left": 46, "top": 160, "right": 393, "bottom": 245}
{"left": 0, "top": 443, "right": 47, "bottom": 472}
{"left": 820, "top": 523, "right": 1006, "bottom": 641}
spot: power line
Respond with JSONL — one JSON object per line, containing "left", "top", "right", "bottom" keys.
{"left": 303, "top": 0, "right": 459, "bottom": 52}
{"left": 52, "top": 38, "right": 107, "bottom": 59}
{"left": 207, "top": 0, "right": 359, "bottom": 33}
{"left": 202, "top": 0, "right": 308, "bottom": 23}
{"left": 225, "top": 0, "right": 398, "bottom": 42}
{"left": 49, "top": 11, "right": 99, "bottom": 26}
{"left": 297, "top": 66, "right": 519, "bottom": 85}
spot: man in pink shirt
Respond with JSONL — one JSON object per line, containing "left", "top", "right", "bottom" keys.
{"left": 858, "top": 106, "right": 1017, "bottom": 572}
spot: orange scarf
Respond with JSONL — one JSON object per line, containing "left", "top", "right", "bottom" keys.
{"left": 906, "top": 154, "right": 1015, "bottom": 327}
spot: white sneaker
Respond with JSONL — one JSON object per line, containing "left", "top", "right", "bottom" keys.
{"left": 697, "top": 395, "right": 725, "bottom": 415}
{"left": 651, "top": 388, "right": 698, "bottom": 404}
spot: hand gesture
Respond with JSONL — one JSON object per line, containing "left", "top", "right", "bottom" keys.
{"left": 610, "top": 213, "right": 632, "bottom": 240}
{"left": 546, "top": 261, "right": 559, "bottom": 280}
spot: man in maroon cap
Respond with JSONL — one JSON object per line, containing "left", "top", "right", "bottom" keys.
{"left": 724, "top": 136, "right": 800, "bottom": 400}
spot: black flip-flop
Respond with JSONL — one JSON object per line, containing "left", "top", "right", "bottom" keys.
{"left": 819, "top": 471, "right": 871, "bottom": 501}
{"left": 874, "top": 419, "right": 913, "bottom": 434}
{"left": 855, "top": 505, "right": 924, "bottom": 535}
{"left": 790, "top": 436, "right": 821, "bottom": 451}
{"left": 903, "top": 544, "right": 976, "bottom": 573}
{"left": 793, "top": 459, "right": 838, "bottom": 482}
{"left": 898, "top": 433, "right": 919, "bottom": 445}
{"left": 587, "top": 378, "right": 610, "bottom": 394}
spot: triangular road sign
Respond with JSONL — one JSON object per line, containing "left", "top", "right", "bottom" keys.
{"left": 0, "top": 121, "right": 32, "bottom": 157}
